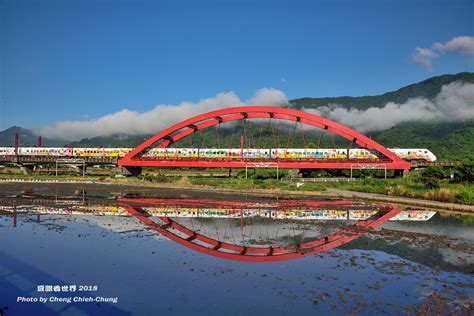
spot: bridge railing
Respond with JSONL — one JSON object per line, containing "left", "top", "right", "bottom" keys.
{"left": 410, "top": 161, "right": 456, "bottom": 167}
{"left": 0, "top": 156, "right": 118, "bottom": 164}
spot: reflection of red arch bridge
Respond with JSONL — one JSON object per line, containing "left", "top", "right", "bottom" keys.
{"left": 118, "top": 198, "right": 402, "bottom": 262}
{"left": 7, "top": 198, "right": 402, "bottom": 262}
{"left": 118, "top": 106, "right": 410, "bottom": 172}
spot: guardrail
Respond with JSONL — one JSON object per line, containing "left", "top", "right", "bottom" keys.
{"left": 410, "top": 161, "right": 456, "bottom": 167}
{"left": 0, "top": 156, "right": 118, "bottom": 164}
{"left": 298, "top": 178, "right": 360, "bottom": 183}
{"left": 0, "top": 178, "right": 99, "bottom": 184}
{"left": 0, "top": 156, "right": 458, "bottom": 169}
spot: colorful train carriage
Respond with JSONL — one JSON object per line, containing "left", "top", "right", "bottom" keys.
{"left": 72, "top": 148, "right": 132, "bottom": 157}
{"left": 243, "top": 148, "right": 271, "bottom": 159}
{"left": 0, "top": 146, "right": 437, "bottom": 162}
{"left": 143, "top": 148, "right": 197, "bottom": 158}
{"left": 348, "top": 149, "right": 378, "bottom": 159}
{"left": 388, "top": 148, "right": 437, "bottom": 162}
{"left": 0, "top": 147, "right": 16, "bottom": 156}
{"left": 272, "top": 148, "right": 348, "bottom": 159}
{"left": 18, "top": 147, "right": 72, "bottom": 156}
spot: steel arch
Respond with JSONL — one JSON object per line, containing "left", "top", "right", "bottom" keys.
{"left": 121, "top": 201, "right": 401, "bottom": 262}
{"left": 118, "top": 106, "right": 410, "bottom": 170}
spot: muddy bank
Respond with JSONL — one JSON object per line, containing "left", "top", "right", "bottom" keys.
{"left": 325, "top": 188, "right": 474, "bottom": 214}
{"left": 0, "top": 179, "right": 473, "bottom": 214}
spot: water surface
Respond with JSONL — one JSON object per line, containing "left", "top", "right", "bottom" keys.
{"left": 0, "top": 184, "right": 472, "bottom": 315}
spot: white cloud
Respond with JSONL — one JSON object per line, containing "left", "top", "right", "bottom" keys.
{"left": 247, "top": 88, "right": 289, "bottom": 106}
{"left": 303, "top": 82, "right": 474, "bottom": 133}
{"left": 412, "top": 47, "right": 439, "bottom": 69}
{"left": 412, "top": 35, "right": 474, "bottom": 69}
{"left": 433, "top": 36, "right": 474, "bottom": 55}
{"left": 37, "top": 88, "right": 289, "bottom": 141}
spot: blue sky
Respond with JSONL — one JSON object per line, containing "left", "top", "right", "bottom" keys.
{"left": 1, "top": 0, "right": 473, "bottom": 131}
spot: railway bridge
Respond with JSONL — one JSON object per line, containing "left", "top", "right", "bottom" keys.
{"left": 118, "top": 106, "right": 410, "bottom": 173}
{"left": 0, "top": 106, "right": 453, "bottom": 176}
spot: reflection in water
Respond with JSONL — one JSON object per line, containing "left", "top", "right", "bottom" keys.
{"left": 124, "top": 206, "right": 401, "bottom": 262}
{"left": 0, "top": 192, "right": 472, "bottom": 315}
{"left": 2, "top": 197, "right": 437, "bottom": 262}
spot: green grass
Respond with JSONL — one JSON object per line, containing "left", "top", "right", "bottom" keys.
{"left": 187, "top": 176, "right": 326, "bottom": 191}
{"left": 328, "top": 177, "right": 474, "bottom": 205}
{"left": 452, "top": 214, "right": 474, "bottom": 225}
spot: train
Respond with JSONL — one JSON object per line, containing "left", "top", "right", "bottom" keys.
{"left": 0, "top": 147, "right": 437, "bottom": 161}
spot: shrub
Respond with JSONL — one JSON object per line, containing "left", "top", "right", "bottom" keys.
{"left": 424, "top": 178, "right": 440, "bottom": 190}
{"left": 435, "top": 188, "right": 454, "bottom": 202}
{"left": 421, "top": 165, "right": 447, "bottom": 180}
{"left": 140, "top": 172, "right": 169, "bottom": 183}
{"left": 456, "top": 190, "right": 474, "bottom": 205}
{"left": 454, "top": 159, "right": 474, "bottom": 183}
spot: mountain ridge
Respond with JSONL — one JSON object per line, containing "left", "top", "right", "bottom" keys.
{"left": 290, "top": 72, "right": 474, "bottom": 110}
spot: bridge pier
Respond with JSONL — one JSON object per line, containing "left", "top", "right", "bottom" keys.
{"left": 19, "top": 164, "right": 35, "bottom": 175}
{"left": 394, "top": 169, "right": 410, "bottom": 178}
{"left": 121, "top": 166, "right": 142, "bottom": 176}
{"left": 70, "top": 165, "right": 87, "bottom": 176}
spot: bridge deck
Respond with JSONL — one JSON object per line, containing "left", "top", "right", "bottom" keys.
{"left": 0, "top": 155, "right": 454, "bottom": 169}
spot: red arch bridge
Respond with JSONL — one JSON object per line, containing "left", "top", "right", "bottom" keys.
{"left": 118, "top": 106, "right": 410, "bottom": 173}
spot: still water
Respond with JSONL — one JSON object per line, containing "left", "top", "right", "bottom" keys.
{"left": 0, "top": 183, "right": 472, "bottom": 315}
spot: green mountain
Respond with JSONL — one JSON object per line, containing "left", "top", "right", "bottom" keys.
{"left": 291, "top": 72, "right": 474, "bottom": 110}
{"left": 0, "top": 126, "right": 63, "bottom": 147}
{"left": 372, "top": 120, "right": 474, "bottom": 160}
{"left": 66, "top": 134, "right": 150, "bottom": 148}
{"left": 289, "top": 72, "right": 474, "bottom": 160}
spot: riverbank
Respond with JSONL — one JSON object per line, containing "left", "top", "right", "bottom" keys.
{"left": 1, "top": 176, "right": 473, "bottom": 214}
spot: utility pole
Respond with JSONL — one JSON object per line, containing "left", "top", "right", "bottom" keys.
{"left": 14, "top": 132, "right": 19, "bottom": 161}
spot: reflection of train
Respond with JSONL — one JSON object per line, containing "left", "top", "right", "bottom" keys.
{"left": 141, "top": 208, "right": 437, "bottom": 221}
{"left": 2, "top": 205, "right": 437, "bottom": 221}
{"left": 0, "top": 147, "right": 437, "bottom": 161}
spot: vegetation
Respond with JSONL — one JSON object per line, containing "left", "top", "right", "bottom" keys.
{"left": 328, "top": 160, "right": 474, "bottom": 205}
{"left": 330, "top": 177, "right": 473, "bottom": 205}
{"left": 1, "top": 162, "right": 472, "bottom": 204}
{"left": 451, "top": 214, "right": 474, "bottom": 225}
{"left": 113, "top": 162, "right": 474, "bottom": 204}
{"left": 136, "top": 160, "right": 474, "bottom": 204}
{"left": 372, "top": 120, "right": 474, "bottom": 160}
{"left": 138, "top": 168, "right": 326, "bottom": 191}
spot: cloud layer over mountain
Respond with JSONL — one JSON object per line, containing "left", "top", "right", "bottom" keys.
{"left": 37, "top": 88, "right": 289, "bottom": 141}
{"left": 304, "top": 82, "right": 474, "bottom": 133}
{"left": 37, "top": 81, "right": 474, "bottom": 141}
